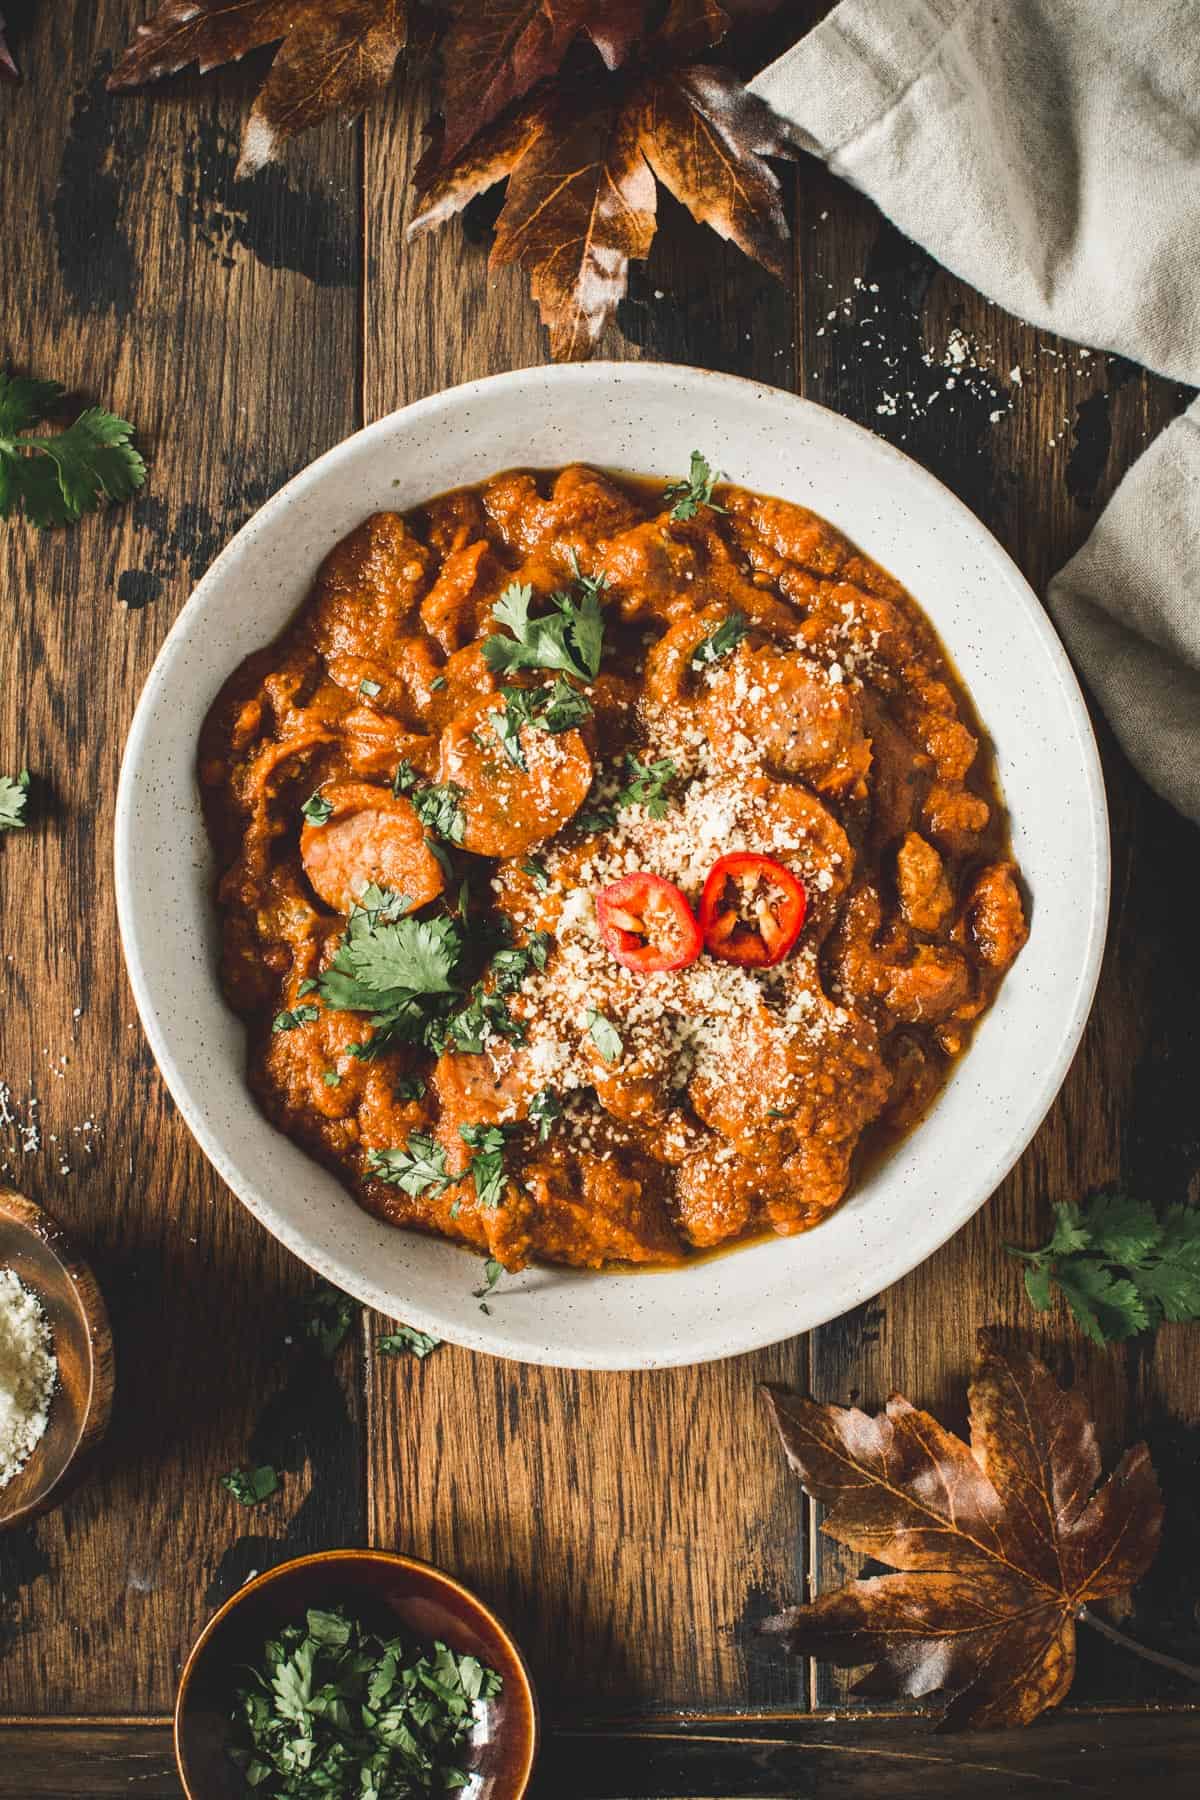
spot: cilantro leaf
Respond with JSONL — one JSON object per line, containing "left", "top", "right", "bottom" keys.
{"left": 368, "top": 1135, "right": 455, "bottom": 1198}
{"left": 663, "top": 450, "right": 726, "bottom": 522}
{"left": 316, "top": 888, "right": 465, "bottom": 1058}
{"left": 614, "top": 754, "right": 677, "bottom": 819}
{"left": 460, "top": 1121, "right": 516, "bottom": 1209}
{"left": 586, "top": 1008, "right": 623, "bottom": 1065}
{"left": 0, "top": 373, "right": 146, "bottom": 529}
{"left": 521, "top": 856, "right": 550, "bottom": 892}
{"left": 529, "top": 1087, "right": 561, "bottom": 1142}
{"left": 377, "top": 1324, "right": 442, "bottom": 1359}
{"left": 272, "top": 1004, "right": 320, "bottom": 1032}
{"left": 301, "top": 790, "right": 333, "bottom": 825}
{"left": 221, "top": 1465, "right": 280, "bottom": 1505}
{"left": 691, "top": 610, "right": 749, "bottom": 670}
{"left": 482, "top": 573, "right": 606, "bottom": 682}
{"left": 0, "top": 769, "right": 30, "bottom": 832}
{"left": 294, "top": 1280, "right": 359, "bottom": 1358}
{"left": 473, "top": 1257, "right": 505, "bottom": 1299}
{"left": 394, "top": 1075, "right": 426, "bottom": 1102}
{"left": 1010, "top": 1188, "right": 1200, "bottom": 1341}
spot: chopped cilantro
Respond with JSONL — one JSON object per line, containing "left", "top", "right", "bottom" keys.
{"left": 301, "top": 790, "right": 333, "bottom": 826}
{"left": 442, "top": 985, "right": 526, "bottom": 1055}
{"left": 410, "top": 780, "right": 465, "bottom": 845}
{"left": 482, "top": 571, "right": 606, "bottom": 683}
{"left": 0, "top": 371, "right": 145, "bottom": 529}
{"left": 529, "top": 1088, "right": 562, "bottom": 1142}
{"left": 369, "top": 1135, "right": 455, "bottom": 1198}
{"left": 394, "top": 1075, "right": 426, "bottom": 1102}
{"left": 586, "top": 1008, "right": 623, "bottom": 1065}
{"left": 473, "top": 1257, "right": 505, "bottom": 1301}
{"left": 220, "top": 1465, "right": 279, "bottom": 1506}
{"left": 487, "top": 679, "right": 593, "bottom": 771}
{"left": 614, "top": 754, "right": 677, "bottom": 819}
{"left": 460, "top": 1121, "right": 519, "bottom": 1210}
{"left": 430, "top": 674, "right": 448, "bottom": 690}
{"left": 358, "top": 676, "right": 382, "bottom": 698}
{"left": 272, "top": 1004, "right": 320, "bottom": 1032}
{"left": 521, "top": 857, "right": 550, "bottom": 892}
{"left": 691, "top": 610, "right": 749, "bottom": 670}
{"left": 322, "top": 1068, "right": 341, "bottom": 1088}
{"left": 441, "top": 936, "right": 548, "bottom": 1055}
{"left": 377, "top": 1324, "right": 442, "bottom": 1359}
{"left": 228, "top": 1603, "right": 501, "bottom": 1798}
{"left": 294, "top": 1279, "right": 359, "bottom": 1357}
{"left": 664, "top": 449, "right": 726, "bottom": 522}
{"left": 0, "top": 769, "right": 30, "bottom": 832}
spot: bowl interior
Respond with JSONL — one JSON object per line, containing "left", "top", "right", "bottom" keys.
{"left": 175, "top": 1551, "right": 538, "bottom": 1800}
{"left": 0, "top": 1190, "right": 112, "bottom": 1527}
{"left": 115, "top": 362, "right": 1108, "bottom": 1369}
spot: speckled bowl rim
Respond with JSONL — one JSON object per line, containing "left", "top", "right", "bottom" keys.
{"left": 115, "top": 362, "right": 1109, "bottom": 1370}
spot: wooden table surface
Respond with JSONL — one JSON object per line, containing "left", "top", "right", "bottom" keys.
{"left": 2, "top": 4, "right": 1198, "bottom": 1795}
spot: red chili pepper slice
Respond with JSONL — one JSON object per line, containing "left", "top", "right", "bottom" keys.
{"left": 596, "top": 872, "right": 703, "bottom": 974}
{"left": 698, "top": 853, "right": 807, "bottom": 968}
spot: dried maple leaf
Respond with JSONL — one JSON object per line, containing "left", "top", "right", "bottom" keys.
{"left": 761, "top": 1330, "right": 1163, "bottom": 1730}
{"left": 108, "top": 0, "right": 407, "bottom": 174}
{"left": 410, "top": 0, "right": 798, "bottom": 359}
{"left": 434, "top": 0, "right": 648, "bottom": 171}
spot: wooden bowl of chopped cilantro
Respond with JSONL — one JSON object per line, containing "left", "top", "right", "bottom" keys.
{"left": 174, "top": 1548, "right": 538, "bottom": 1798}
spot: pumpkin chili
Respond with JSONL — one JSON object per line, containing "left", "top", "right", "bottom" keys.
{"left": 198, "top": 461, "right": 1028, "bottom": 1271}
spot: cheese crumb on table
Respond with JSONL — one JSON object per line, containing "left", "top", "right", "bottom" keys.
{"left": 0, "top": 1268, "right": 57, "bottom": 1489}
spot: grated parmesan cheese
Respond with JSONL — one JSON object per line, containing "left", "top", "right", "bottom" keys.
{"left": 0, "top": 1268, "right": 57, "bottom": 1490}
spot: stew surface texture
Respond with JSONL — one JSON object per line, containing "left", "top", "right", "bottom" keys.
{"left": 199, "top": 464, "right": 1028, "bottom": 1271}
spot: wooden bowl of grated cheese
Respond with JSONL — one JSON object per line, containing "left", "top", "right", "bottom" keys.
{"left": 0, "top": 1188, "right": 113, "bottom": 1529}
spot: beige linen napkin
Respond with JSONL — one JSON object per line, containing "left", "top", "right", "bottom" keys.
{"left": 751, "top": 0, "right": 1200, "bottom": 821}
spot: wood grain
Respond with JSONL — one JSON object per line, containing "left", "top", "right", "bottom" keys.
{"left": 360, "top": 35, "right": 809, "bottom": 1722}
{"left": 791, "top": 163, "right": 1200, "bottom": 1708}
{"left": 0, "top": 0, "right": 1197, "bottom": 1786}
{"left": 3, "top": 1713, "right": 1199, "bottom": 1797}
{"left": 0, "top": 0, "right": 364, "bottom": 1712}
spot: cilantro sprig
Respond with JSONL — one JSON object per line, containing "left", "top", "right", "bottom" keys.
{"left": 1010, "top": 1189, "right": 1200, "bottom": 1343}
{"left": 228, "top": 1604, "right": 501, "bottom": 1798}
{"left": 663, "top": 450, "right": 726, "bottom": 522}
{"left": 0, "top": 372, "right": 145, "bottom": 528}
{"left": 369, "top": 1134, "right": 454, "bottom": 1198}
{"left": 316, "top": 884, "right": 465, "bottom": 1059}
{"left": 482, "top": 564, "right": 606, "bottom": 683}
{"left": 0, "top": 769, "right": 30, "bottom": 832}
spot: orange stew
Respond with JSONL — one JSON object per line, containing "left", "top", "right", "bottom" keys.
{"left": 198, "top": 464, "right": 1028, "bottom": 1271}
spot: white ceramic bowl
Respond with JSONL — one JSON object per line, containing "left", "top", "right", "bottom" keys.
{"left": 115, "top": 363, "right": 1108, "bottom": 1370}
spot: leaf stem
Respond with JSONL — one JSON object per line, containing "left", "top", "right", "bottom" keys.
{"left": 1077, "top": 1606, "right": 1200, "bottom": 1683}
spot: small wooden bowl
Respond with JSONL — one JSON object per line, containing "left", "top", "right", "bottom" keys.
{"left": 0, "top": 1188, "right": 114, "bottom": 1529}
{"left": 175, "top": 1548, "right": 539, "bottom": 1799}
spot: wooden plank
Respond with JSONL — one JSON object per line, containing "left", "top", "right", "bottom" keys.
{"left": 0, "top": 0, "right": 363, "bottom": 1711}
{"left": 3, "top": 1712, "right": 1200, "bottom": 1798}
{"left": 791, "top": 167, "right": 1200, "bottom": 1706}
{"left": 360, "top": 45, "right": 810, "bottom": 1720}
